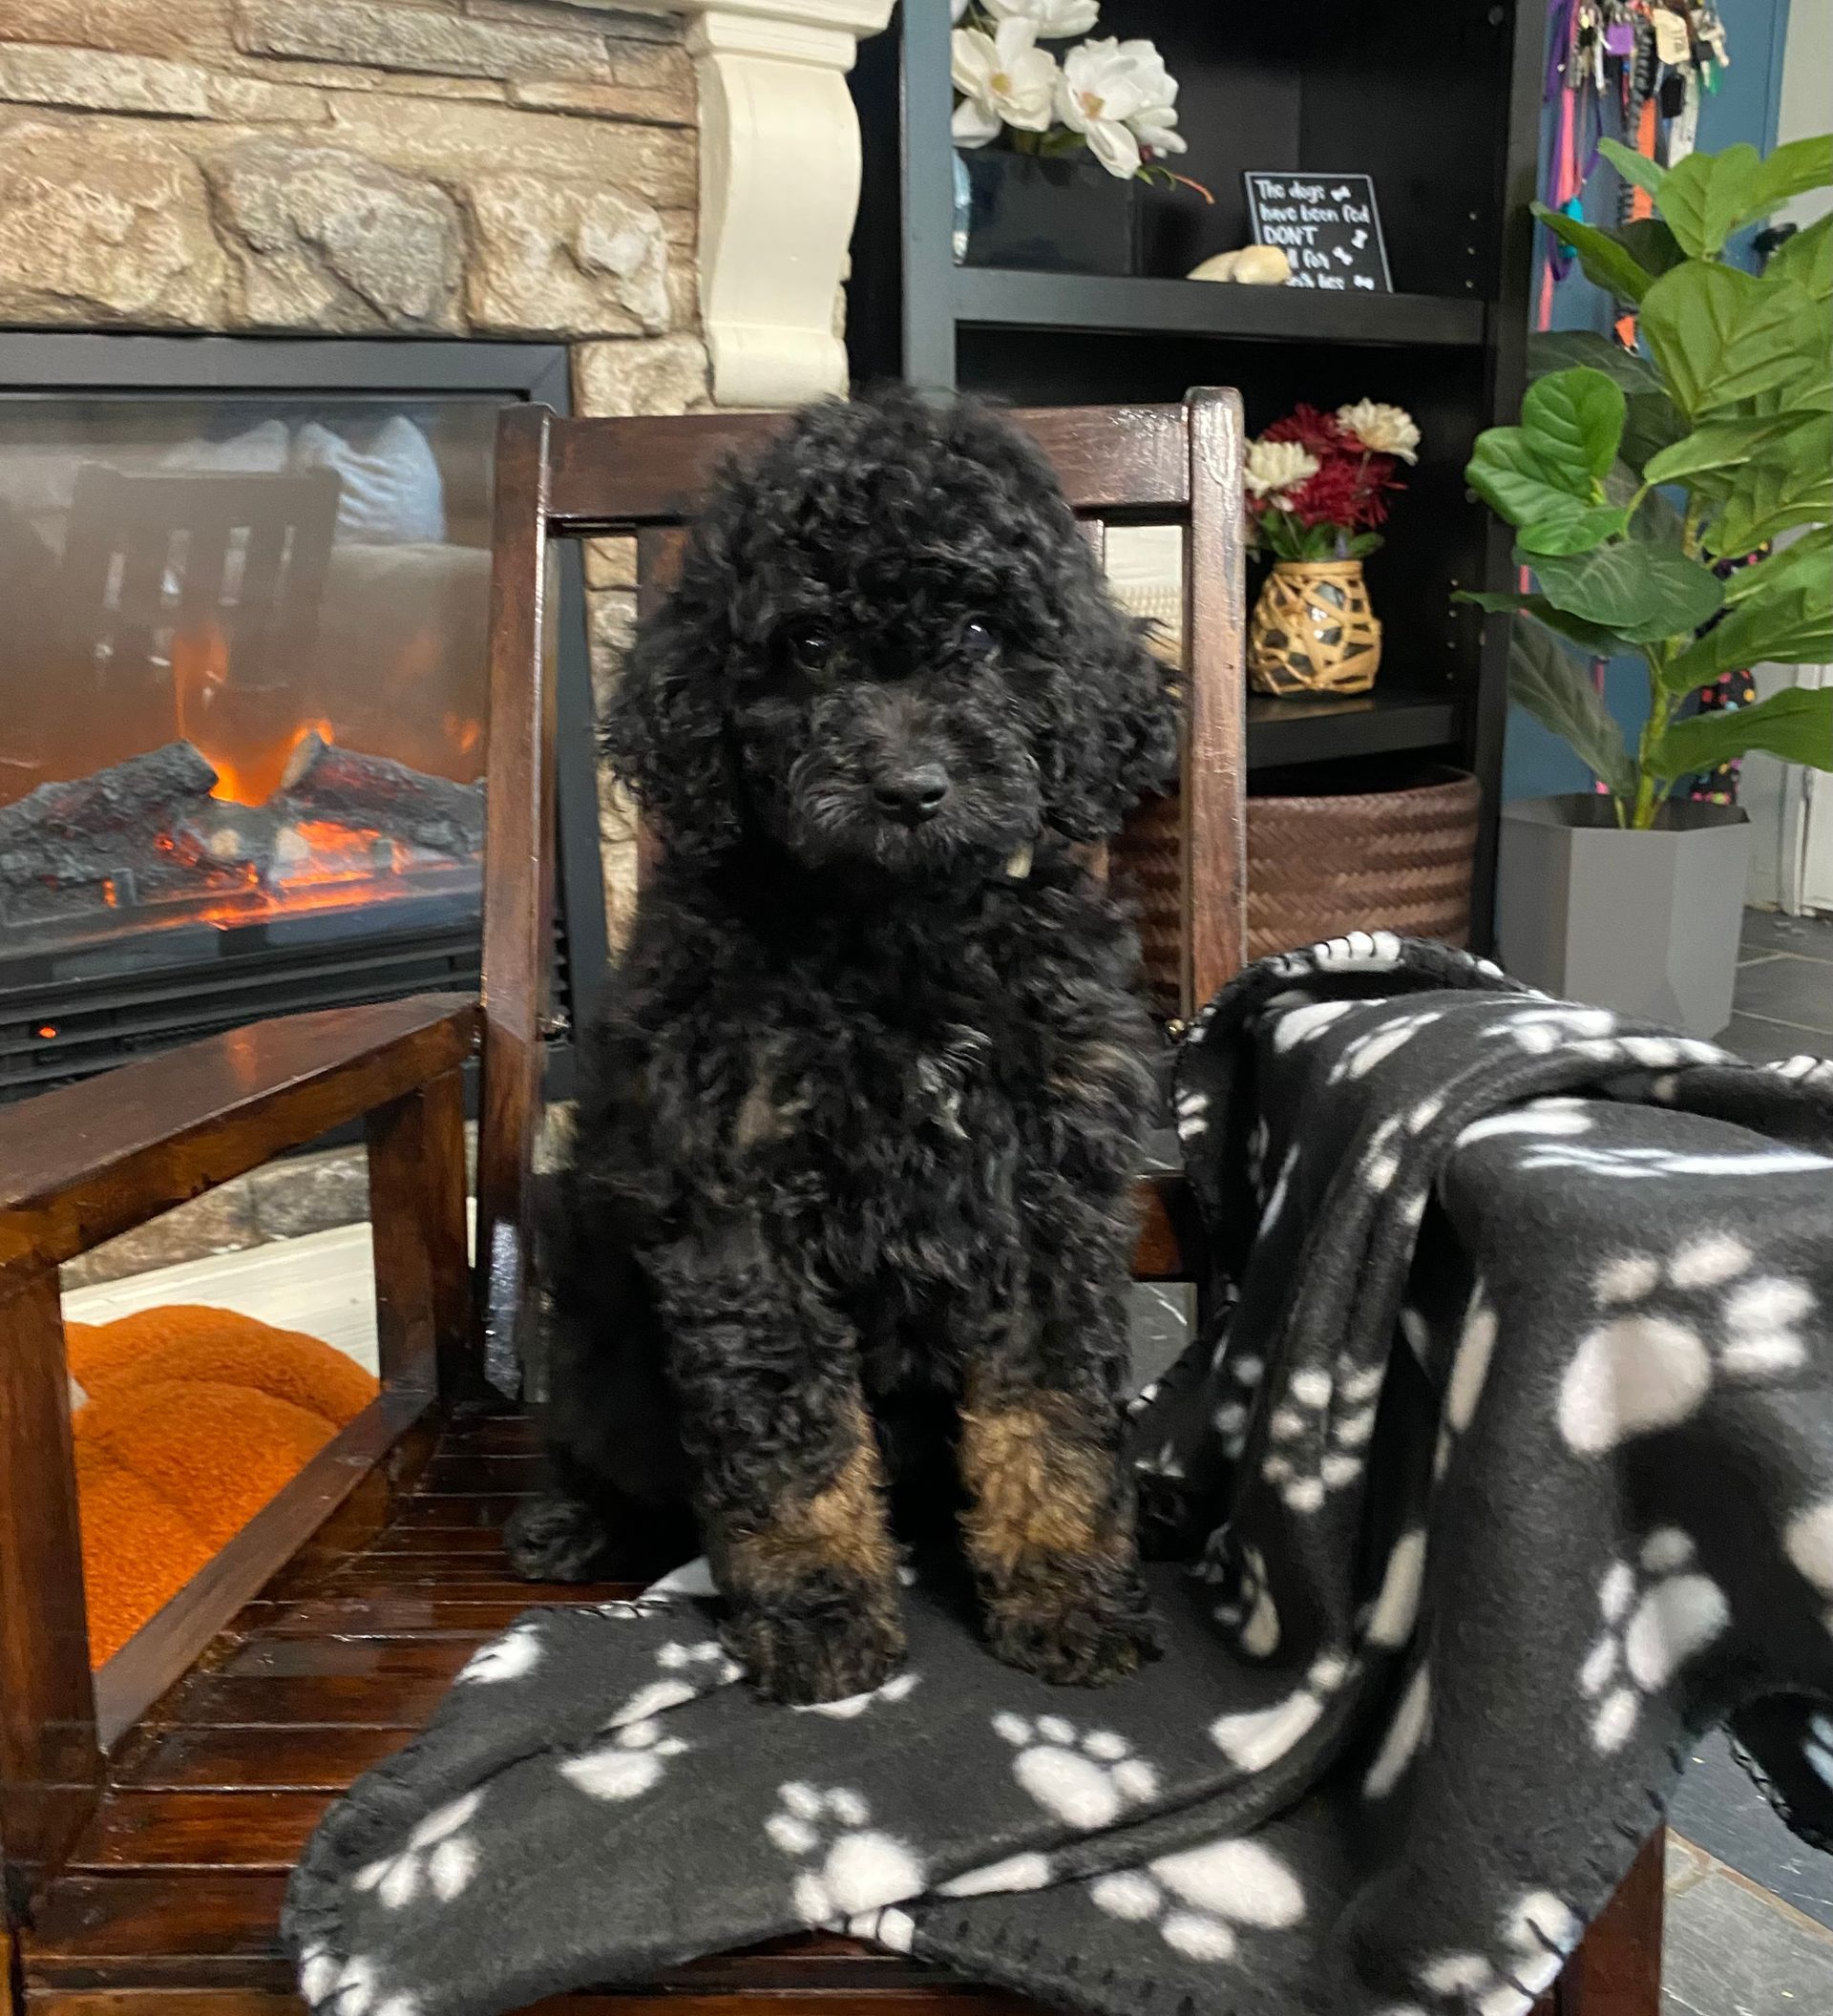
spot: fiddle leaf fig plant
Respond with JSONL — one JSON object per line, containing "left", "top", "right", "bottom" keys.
{"left": 1463, "top": 135, "right": 1833, "bottom": 830}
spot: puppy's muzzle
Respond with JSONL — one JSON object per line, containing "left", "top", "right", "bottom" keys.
{"left": 871, "top": 762, "right": 951, "bottom": 826}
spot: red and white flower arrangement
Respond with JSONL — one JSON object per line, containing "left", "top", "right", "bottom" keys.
{"left": 1244, "top": 400, "right": 1421, "bottom": 562}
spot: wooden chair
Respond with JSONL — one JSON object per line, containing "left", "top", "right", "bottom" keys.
{"left": 0, "top": 396, "right": 1659, "bottom": 2016}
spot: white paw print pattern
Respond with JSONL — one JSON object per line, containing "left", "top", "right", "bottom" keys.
{"left": 1260, "top": 1362, "right": 1380, "bottom": 1513}
{"left": 1579, "top": 1528, "right": 1729, "bottom": 1754}
{"left": 351, "top": 1792, "right": 481, "bottom": 1911}
{"left": 455, "top": 1622, "right": 540, "bottom": 1685}
{"left": 1432, "top": 1287, "right": 1498, "bottom": 1481}
{"left": 1518, "top": 1139, "right": 1833, "bottom": 1180}
{"left": 1362, "top": 1527, "right": 1428, "bottom": 1651}
{"left": 766, "top": 1782, "right": 925, "bottom": 1928}
{"left": 299, "top": 1948, "right": 419, "bottom": 2016}
{"left": 1088, "top": 1838, "right": 1305, "bottom": 1963}
{"left": 1361, "top": 1661, "right": 1431, "bottom": 1800}
{"left": 1482, "top": 1003, "right": 1618, "bottom": 1055}
{"left": 1328, "top": 1008, "right": 1444, "bottom": 1085}
{"left": 791, "top": 1670, "right": 920, "bottom": 1719}
{"left": 1804, "top": 1712, "right": 1833, "bottom": 1793}
{"left": 1270, "top": 998, "right": 1358, "bottom": 1053}
{"left": 1767, "top": 1054, "right": 1833, "bottom": 1088}
{"left": 992, "top": 1712, "right": 1160, "bottom": 1828}
{"left": 1207, "top": 1538, "right": 1279, "bottom": 1656}
{"left": 558, "top": 1716, "right": 688, "bottom": 1800}
{"left": 1286, "top": 929, "right": 1405, "bottom": 975}
{"left": 1211, "top": 1652, "right": 1352, "bottom": 1772}
{"left": 1398, "top": 1889, "right": 1581, "bottom": 2016}
{"left": 608, "top": 1636, "right": 743, "bottom": 1725}
{"left": 1784, "top": 1497, "right": 1833, "bottom": 1637}
{"left": 1558, "top": 1234, "right": 1818, "bottom": 1455}
{"left": 1210, "top": 1346, "right": 1263, "bottom": 1460}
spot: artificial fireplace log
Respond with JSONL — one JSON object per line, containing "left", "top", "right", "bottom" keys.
{"left": 277, "top": 732, "right": 485, "bottom": 859}
{"left": 0, "top": 741, "right": 219, "bottom": 890}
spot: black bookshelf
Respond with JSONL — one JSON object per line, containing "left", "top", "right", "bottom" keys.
{"left": 846, "top": 0, "right": 1549, "bottom": 939}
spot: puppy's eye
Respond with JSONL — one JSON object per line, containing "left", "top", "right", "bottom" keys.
{"left": 959, "top": 619, "right": 997, "bottom": 662}
{"left": 779, "top": 620, "right": 833, "bottom": 676}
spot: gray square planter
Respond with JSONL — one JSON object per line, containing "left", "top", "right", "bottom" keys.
{"left": 1497, "top": 795, "right": 1752, "bottom": 1037}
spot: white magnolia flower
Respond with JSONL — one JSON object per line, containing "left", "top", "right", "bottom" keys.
{"left": 982, "top": 0, "right": 1102, "bottom": 36}
{"left": 1111, "top": 38, "right": 1186, "bottom": 156}
{"left": 1337, "top": 400, "right": 1421, "bottom": 464}
{"left": 1055, "top": 39, "right": 1144, "bottom": 177}
{"left": 952, "top": 21, "right": 1058, "bottom": 147}
{"left": 952, "top": 0, "right": 970, "bottom": 19}
{"left": 1244, "top": 438, "right": 1319, "bottom": 505}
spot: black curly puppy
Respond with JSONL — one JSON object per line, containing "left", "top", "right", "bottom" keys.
{"left": 509, "top": 390, "right": 1177, "bottom": 1704}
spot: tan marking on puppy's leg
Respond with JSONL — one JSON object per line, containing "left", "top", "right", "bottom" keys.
{"left": 713, "top": 1403, "right": 905, "bottom": 1704}
{"left": 959, "top": 1393, "right": 1121, "bottom": 1582}
{"left": 959, "top": 1378, "right": 1158, "bottom": 1686}
{"left": 723, "top": 1417, "right": 898, "bottom": 1595}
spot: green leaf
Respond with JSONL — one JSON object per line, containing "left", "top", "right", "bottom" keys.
{"left": 1723, "top": 526, "right": 1833, "bottom": 606}
{"left": 1527, "top": 540, "right": 1725, "bottom": 641}
{"left": 1766, "top": 212, "right": 1833, "bottom": 302}
{"left": 1639, "top": 264, "right": 1823, "bottom": 420}
{"left": 1621, "top": 389, "right": 1688, "bottom": 468}
{"left": 1707, "top": 415, "right": 1833, "bottom": 557}
{"left": 1341, "top": 530, "right": 1383, "bottom": 559}
{"left": 1608, "top": 219, "right": 1689, "bottom": 284}
{"left": 1533, "top": 204, "right": 1654, "bottom": 304}
{"left": 1466, "top": 427, "right": 1582, "bottom": 529}
{"left": 1643, "top": 412, "right": 1817, "bottom": 487}
{"left": 1662, "top": 572, "right": 1833, "bottom": 693}
{"left": 1650, "top": 685, "right": 1833, "bottom": 779}
{"left": 1522, "top": 368, "right": 1625, "bottom": 489}
{"left": 1528, "top": 330, "right": 1661, "bottom": 392}
{"left": 1507, "top": 618, "right": 1634, "bottom": 802}
{"left": 1457, "top": 588, "right": 1628, "bottom": 656}
{"left": 1739, "top": 135, "right": 1833, "bottom": 228}
{"left": 1656, "top": 143, "right": 1761, "bottom": 258}
{"left": 1518, "top": 504, "right": 1631, "bottom": 556}
{"left": 1600, "top": 137, "right": 1668, "bottom": 205}
{"left": 1606, "top": 462, "right": 1688, "bottom": 546}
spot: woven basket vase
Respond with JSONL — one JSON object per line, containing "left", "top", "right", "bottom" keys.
{"left": 1249, "top": 557, "right": 1381, "bottom": 695}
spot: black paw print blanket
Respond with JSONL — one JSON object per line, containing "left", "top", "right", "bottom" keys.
{"left": 285, "top": 936, "right": 1833, "bottom": 2016}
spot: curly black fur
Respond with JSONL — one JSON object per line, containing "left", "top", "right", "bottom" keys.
{"left": 510, "top": 390, "right": 1177, "bottom": 1703}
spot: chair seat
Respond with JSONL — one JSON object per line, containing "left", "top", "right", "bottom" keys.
{"left": 19, "top": 1410, "right": 1031, "bottom": 2016}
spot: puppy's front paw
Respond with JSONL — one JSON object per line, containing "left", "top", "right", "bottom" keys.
{"left": 725, "top": 1576, "right": 907, "bottom": 1706}
{"left": 504, "top": 1493, "right": 612, "bottom": 1583}
{"left": 983, "top": 1560, "right": 1163, "bottom": 1688}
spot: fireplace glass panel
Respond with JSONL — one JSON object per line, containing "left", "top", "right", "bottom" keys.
{"left": 0, "top": 396, "right": 499, "bottom": 976}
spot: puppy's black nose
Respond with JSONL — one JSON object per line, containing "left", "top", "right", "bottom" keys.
{"left": 872, "top": 764, "right": 950, "bottom": 823}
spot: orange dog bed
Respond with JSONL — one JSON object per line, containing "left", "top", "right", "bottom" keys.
{"left": 66, "top": 1306, "right": 378, "bottom": 1664}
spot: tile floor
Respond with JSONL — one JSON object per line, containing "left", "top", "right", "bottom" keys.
{"left": 1660, "top": 910, "right": 1833, "bottom": 2013}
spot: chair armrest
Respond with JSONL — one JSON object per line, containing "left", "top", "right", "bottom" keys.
{"left": 1134, "top": 1170, "right": 1205, "bottom": 1281}
{"left": 0, "top": 993, "right": 476, "bottom": 1272}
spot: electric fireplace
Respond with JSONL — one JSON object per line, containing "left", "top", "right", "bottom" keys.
{"left": 0, "top": 336, "right": 605, "bottom": 1099}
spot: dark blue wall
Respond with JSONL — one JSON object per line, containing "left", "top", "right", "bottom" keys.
{"left": 1502, "top": 0, "right": 1793, "bottom": 800}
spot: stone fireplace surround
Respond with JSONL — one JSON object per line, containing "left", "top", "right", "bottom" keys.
{"left": 4, "top": 0, "right": 892, "bottom": 1282}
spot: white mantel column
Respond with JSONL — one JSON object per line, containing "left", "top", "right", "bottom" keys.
{"left": 611, "top": 0, "right": 895, "bottom": 407}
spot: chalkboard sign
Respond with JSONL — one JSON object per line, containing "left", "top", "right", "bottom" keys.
{"left": 1242, "top": 173, "right": 1392, "bottom": 294}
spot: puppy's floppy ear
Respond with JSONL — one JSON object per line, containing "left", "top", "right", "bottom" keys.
{"left": 1038, "top": 592, "right": 1182, "bottom": 843}
{"left": 600, "top": 541, "right": 744, "bottom": 865}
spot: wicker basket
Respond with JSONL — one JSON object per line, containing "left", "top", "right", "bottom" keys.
{"left": 1110, "top": 766, "right": 1481, "bottom": 1010}
{"left": 1246, "top": 766, "right": 1480, "bottom": 963}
